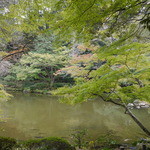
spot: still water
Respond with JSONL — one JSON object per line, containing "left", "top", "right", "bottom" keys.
{"left": 0, "top": 92, "right": 150, "bottom": 140}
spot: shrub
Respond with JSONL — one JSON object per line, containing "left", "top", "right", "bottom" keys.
{"left": 0, "top": 137, "right": 17, "bottom": 150}
{"left": 93, "top": 131, "right": 120, "bottom": 149}
{"left": 70, "top": 129, "right": 88, "bottom": 149}
{"left": 23, "top": 137, "right": 75, "bottom": 150}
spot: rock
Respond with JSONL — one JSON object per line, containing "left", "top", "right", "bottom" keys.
{"left": 133, "top": 100, "right": 139, "bottom": 103}
{"left": 127, "top": 100, "right": 150, "bottom": 109}
{"left": 136, "top": 106, "right": 141, "bottom": 109}
{"left": 127, "top": 103, "right": 134, "bottom": 107}
{"left": 124, "top": 139, "right": 131, "bottom": 142}
{"left": 141, "top": 105, "right": 150, "bottom": 108}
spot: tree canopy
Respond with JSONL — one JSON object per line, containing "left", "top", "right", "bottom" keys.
{"left": 0, "top": 0, "right": 149, "bottom": 41}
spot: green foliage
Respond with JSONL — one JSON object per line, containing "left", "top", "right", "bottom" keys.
{"left": 3, "top": 33, "right": 71, "bottom": 91}
{"left": 60, "top": 51, "right": 99, "bottom": 78}
{"left": 53, "top": 40, "right": 150, "bottom": 105}
{"left": 0, "top": 0, "right": 148, "bottom": 43}
{"left": 10, "top": 51, "right": 67, "bottom": 83}
{"left": 69, "top": 129, "right": 120, "bottom": 149}
{"left": 0, "top": 52, "right": 8, "bottom": 57}
{"left": 132, "top": 137, "right": 150, "bottom": 146}
{"left": 33, "top": 34, "right": 55, "bottom": 54}
{"left": 94, "top": 131, "right": 119, "bottom": 149}
{"left": 23, "top": 137, "right": 75, "bottom": 150}
{"left": 70, "top": 129, "right": 88, "bottom": 149}
{"left": 0, "top": 137, "right": 17, "bottom": 150}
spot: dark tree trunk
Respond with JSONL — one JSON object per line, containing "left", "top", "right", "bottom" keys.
{"left": 50, "top": 67, "right": 55, "bottom": 89}
{"left": 125, "top": 106, "right": 150, "bottom": 136}
{"left": 97, "top": 95, "right": 150, "bottom": 136}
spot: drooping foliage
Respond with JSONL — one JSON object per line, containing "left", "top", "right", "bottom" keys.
{"left": 0, "top": 0, "right": 149, "bottom": 41}
{"left": 53, "top": 40, "right": 150, "bottom": 104}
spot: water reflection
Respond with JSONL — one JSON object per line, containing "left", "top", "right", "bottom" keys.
{"left": 0, "top": 92, "right": 149, "bottom": 140}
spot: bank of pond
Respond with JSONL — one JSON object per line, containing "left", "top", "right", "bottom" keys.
{"left": 0, "top": 134, "right": 150, "bottom": 150}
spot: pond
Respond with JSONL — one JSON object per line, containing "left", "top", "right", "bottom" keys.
{"left": 0, "top": 92, "right": 149, "bottom": 140}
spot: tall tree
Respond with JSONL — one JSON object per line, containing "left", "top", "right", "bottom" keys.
{"left": 3, "top": 33, "right": 71, "bottom": 91}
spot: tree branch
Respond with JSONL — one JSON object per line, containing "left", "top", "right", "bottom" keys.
{"left": 79, "top": 0, "right": 96, "bottom": 18}
{"left": 1, "top": 49, "right": 29, "bottom": 61}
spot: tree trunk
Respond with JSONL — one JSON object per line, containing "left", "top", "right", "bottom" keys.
{"left": 98, "top": 96, "right": 150, "bottom": 137}
{"left": 50, "top": 76, "right": 55, "bottom": 89}
{"left": 50, "top": 67, "right": 55, "bottom": 89}
{"left": 125, "top": 106, "right": 150, "bottom": 136}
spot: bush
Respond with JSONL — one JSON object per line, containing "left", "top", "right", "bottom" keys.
{"left": 23, "top": 137, "right": 75, "bottom": 150}
{"left": 0, "top": 137, "right": 17, "bottom": 150}
{"left": 70, "top": 129, "right": 88, "bottom": 149}
{"left": 93, "top": 131, "right": 120, "bottom": 149}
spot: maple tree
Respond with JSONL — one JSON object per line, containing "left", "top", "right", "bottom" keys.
{"left": 54, "top": 39, "right": 150, "bottom": 136}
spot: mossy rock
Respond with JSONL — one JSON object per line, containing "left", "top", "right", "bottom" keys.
{"left": 23, "top": 137, "right": 75, "bottom": 150}
{"left": 0, "top": 137, "right": 17, "bottom": 150}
